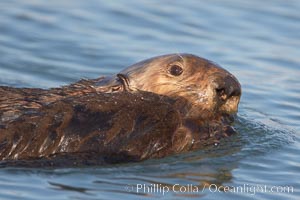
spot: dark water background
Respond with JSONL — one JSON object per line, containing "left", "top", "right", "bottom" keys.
{"left": 0, "top": 0, "right": 299, "bottom": 199}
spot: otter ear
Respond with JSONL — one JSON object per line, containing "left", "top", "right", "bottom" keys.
{"left": 94, "top": 74, "right": 132, "bottom": 93}
{"left": 117, "top": 74, "right": 131, "bottom": 91}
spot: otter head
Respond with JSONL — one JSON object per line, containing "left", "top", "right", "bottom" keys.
{"left": 97, "top": 54, "right": 241, "bottom": 120}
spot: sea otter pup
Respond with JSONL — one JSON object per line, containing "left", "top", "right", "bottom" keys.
{"left": 0, "top": 54, "right": 241, "bottom": 167}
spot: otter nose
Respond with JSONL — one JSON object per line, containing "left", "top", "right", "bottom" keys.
{"left": 214, "top": 74, "right": 241, "bottom": 102}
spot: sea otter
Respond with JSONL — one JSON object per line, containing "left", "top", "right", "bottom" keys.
{"left": 0, "top": 54, "right": 241, "bottom": 167}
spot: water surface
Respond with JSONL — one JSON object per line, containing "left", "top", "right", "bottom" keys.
{"left": 0, "top": 0, "right": 299, "bottom": 199}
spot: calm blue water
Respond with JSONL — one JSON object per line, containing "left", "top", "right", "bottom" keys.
{"left": 0, "top": 0, "right": 299, "bottom": 199}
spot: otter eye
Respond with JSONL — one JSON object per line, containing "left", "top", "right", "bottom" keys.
{"left": 169, "top": 65, "right": 183, "bottom": 76}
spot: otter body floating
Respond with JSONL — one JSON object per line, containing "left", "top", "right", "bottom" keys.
{"left": 0, "top": 54, "right": 241, "bottom": 167}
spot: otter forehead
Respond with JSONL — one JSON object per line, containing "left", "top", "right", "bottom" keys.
{"left": 121, "top": 54, "right": 233, "bottom": 86}
{"left": 122, "top": 53, "right": 217, "bottom": 74}
{"left": 121, "top": 54, "right": 232, "bottom": 89}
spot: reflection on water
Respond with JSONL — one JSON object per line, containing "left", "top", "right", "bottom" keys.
{"left": 0, "top": 0, "right": 299, "bottom": 199}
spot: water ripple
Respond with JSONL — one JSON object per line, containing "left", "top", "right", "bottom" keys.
{"left": 0, "top": 0, "right": 299, "bottom": 199}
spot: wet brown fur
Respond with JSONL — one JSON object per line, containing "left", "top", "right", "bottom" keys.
{"left": 0, "top": 54, "right": 241, "bottom": 167}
